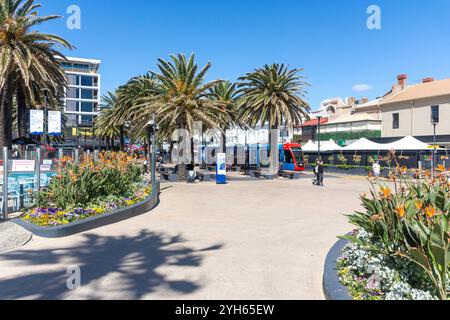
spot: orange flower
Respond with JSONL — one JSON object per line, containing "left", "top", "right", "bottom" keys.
{"left": 380, "top": 187, "right": 392, "bottom": 198}
{"left": 415, "top": 201, "right": 423, "bottom": 211}
{"left": 425, "top": 206, "right": 436, "bottom": 219}
{"left": 395, "top": 206, "right": 406, "bottom": 219}
{"left": 437, "top": 164, "right": 446, "bottom": 172}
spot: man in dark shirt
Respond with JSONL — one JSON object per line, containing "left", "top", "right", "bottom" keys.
{"left": 318, "top": 161, "right": 324, "bottom": 186}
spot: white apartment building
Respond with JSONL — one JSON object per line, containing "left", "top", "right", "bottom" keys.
{"left": 59, "top": 57, "right": 101, "bottom": 145}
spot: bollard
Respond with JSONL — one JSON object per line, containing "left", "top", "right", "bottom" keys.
{"left": 2, "top": 147, "right": 8, "bottom": 220}
{"left": 36, "top": 147, "right": 41, "bottom": 190}
{"left": 74, "top": 148, "right": 79, "bottom": 165}
{"left": 58, "top": 148, "right": 63, "bottom": 163}
{"left": 94, "top": 150, "right": 99, "bottom": 163}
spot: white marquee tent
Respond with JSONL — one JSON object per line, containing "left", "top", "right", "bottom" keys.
{"left": 302, "top": 140, "right": 342, "bottom": 152}
{"left": 386, "top": 136, "right": 433, "bottom": 151}
{"left": 342, "top": 136, "right": 433, "bottom": 152}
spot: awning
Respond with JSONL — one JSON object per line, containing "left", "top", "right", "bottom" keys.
{"left": 302, "top": 139, "right": 342, "bottom": 152}
{"left": 386, "top": 136, "right": 432, "bottom": 151}
{"left": 342, "top": 138, "right": 389, "bottom": 151}
{"left": 343, "top": 136, "right": 433, "bottom": 151}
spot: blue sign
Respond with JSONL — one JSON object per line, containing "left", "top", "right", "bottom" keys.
{"left": 216, "top": 153, "right": 227, "bottom": 184}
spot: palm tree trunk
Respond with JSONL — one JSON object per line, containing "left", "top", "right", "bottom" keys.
{"left": 0, "top": 81, "right": 13, "bottom": 149}
{"left": 16, "top": 87, "right": 28, "bottom": 138}
{"left": 119, "top": 125, "right": 125, "bottom": 151}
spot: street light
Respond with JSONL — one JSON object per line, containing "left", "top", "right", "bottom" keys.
{"left": 317, "top": 116, "right": 322, "bottom": 161}
{"left": 42, "top": 88, "right": 50, "bottom": 146}
{"left": 431, "top": 105, "right": 439, "bottom": 178}
{"left": 146, "top": 114, "right": 159, "bottom": 192}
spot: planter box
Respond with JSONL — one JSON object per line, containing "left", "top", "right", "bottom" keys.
{"left": 14, "top": 182, "right": 160, "bottom": 239}
{"left": 323, "top": 237, "right": 353, "bottom": 300}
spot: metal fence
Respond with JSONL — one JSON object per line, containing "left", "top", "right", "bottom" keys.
{"left": 304, "top": 150, "right": 449, "bottom": 170}
{"left": 0, "top": 147, "right": 99, "bottom": 220}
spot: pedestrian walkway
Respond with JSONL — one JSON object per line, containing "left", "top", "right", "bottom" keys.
{"left": 0, "top": 172, "right": 364, "bottom": 300}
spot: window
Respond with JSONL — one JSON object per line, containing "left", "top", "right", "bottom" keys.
{"left": 67, "top": 74, "right": 79, "bottom": 86}
{"left": 80, "top": 115, "right": 93, "bottom": 126}
{"left": 80, "top": 76, "right": 94, "bottom": 87}
{"left": 431, "top": 105, "right": 440, "bottom": 124}
{"left": 393, "top": 113, "right": 400, "bottom": 129}
{"left": 81, "top": 102, "right": 93, "bottom": 112}
{"left": 66, "top": 114, "right": 78, "bottom": 127}
{"left": 284, "top": 150, "right": 293, "bottom": 164}
{"left": 67, "top": 88, "right": 79, "bottom": 99}
{"left": 66, "top": 100, "right": 79, "bottom": 112}
{"left": 81, "top": 89, "right": 93, "bottom": 99}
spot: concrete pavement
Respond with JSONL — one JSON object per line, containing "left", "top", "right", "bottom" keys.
{"left": 0, "top": 172, "right": 367, "bottom": 300}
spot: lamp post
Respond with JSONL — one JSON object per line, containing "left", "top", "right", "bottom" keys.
{"left": 42, "top": 88, "right": 50, "bottom": 146}
{"left": 431, "top": 106, "right": 439, "bottom": 178}
{"left": 317, "top": 116, "right": 322, "bottom": 161}
{"left": 146, "top": 113, "right": 158, "bottom": 193}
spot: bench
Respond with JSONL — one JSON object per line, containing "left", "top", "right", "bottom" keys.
{"left": 280, "top": 171, "right": 301, "bottom": 180}
{"left": 161, "top": 173, "right": 179, "bottom": 182}
{"left": 197, "top": 171, "right": 216, "bottom": 182}
{"left": 254, "top": 171, "right": 277, "bottom": 180}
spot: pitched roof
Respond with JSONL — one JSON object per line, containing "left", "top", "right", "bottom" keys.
{"left": 301, "top": 118, "right": 328, "bottom": 127}
{"left": 381, "top": 78, "right": 450, "bottom": 105}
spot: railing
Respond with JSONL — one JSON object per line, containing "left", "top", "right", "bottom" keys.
{"left": 0, "top": 147, "right": 99, "bottom": 220}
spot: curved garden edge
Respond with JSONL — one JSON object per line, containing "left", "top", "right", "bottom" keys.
{"left": 323, "top": 237, "right": 353, "bottom": 301}
{"left": 12, "top": 182, "right": 161, "bottom": 239}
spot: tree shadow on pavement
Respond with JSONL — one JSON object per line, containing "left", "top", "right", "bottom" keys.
{"left": 0, "top": 230, "right": 223, "bottom": 300}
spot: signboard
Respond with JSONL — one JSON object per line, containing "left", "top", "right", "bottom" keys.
{"left": 216, "top": 153, "right": 227, "bottom": 184}
{"left": 48, "top": 111, "right": 62, "bottom": 136}
{"left": 30, "top": 110, "right": 44, "bottom": 135}
{"left": 12, "top": 160, "right": 35, "bottom": 172}
{"left": 40, "top": 164, "right": 52, "bottom": 172}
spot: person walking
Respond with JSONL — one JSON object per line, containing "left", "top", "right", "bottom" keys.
{"left": 143, "top": 158, "right": 149, "bottom": 175}
{"left": 373, "top": 161, "right": 381, "bottom": 179}
{"left": 317, "top": 160, "right": 325, "bottom": 186}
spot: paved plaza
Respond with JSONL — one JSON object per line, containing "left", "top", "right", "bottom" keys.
{"left": 0, "top": 172, "right": 368, "bottom": 300}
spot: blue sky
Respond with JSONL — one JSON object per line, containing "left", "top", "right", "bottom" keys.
{"left": 39, "top": 0, "right": 450, "bottom": 110}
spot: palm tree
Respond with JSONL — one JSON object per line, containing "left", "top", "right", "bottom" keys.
{"left": 131, "top": 53, "right": 228, "bottom": 180}
{"left": 208, "top": 81, "right": 239, "bottom": 153}
{"left": 0, "top": 0, "right": 73, "bottom": 149}
{"left": 95, "top": 92, "right": 121, "bottom": 150}
{"left": 237, "top": 64, "right": 311, "bottom": 148}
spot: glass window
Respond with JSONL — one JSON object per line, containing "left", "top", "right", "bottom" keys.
{"left": 80, "top": 76, "right": 94, "bottom": 87}
{"left": 67, "top": 88, "right": 79, "bottom": 99}
{"left": 80, "top": 115, "right": 93, "bottom": 126}
{"left": 431, "top": 105, "right": 440, "bottom": 124}
{"left": 66, "top": 114, "right": 78, "bottom": 127}
{"left": 393, "top": 113, "right": 399, "bottom": 129}
{"left": 81, "top": 89, "right": 93, "bottom": 99}
{"left": 67, "top": 74, "right": 79, "bottom": 86}
{"left": 66, "top": 100, "right": 79, "bottom": 112}
{"left": 81, "top": 102, "right": 93, "bottom": 112}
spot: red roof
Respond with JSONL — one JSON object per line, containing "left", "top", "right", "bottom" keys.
{"left": 301, "top": 118, "right": 328, "bottom": 127}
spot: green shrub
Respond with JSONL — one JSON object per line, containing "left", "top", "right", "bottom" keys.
{"left": 34, "top": 152, "right": 144, "bottom": 209}
{"left": 342, "top": 163, "right": 450, "bottom": 300}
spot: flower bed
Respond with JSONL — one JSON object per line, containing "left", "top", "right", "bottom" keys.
{"left": 21, "top": 152, "right": 152, "bottom": 227}
{"left": 337, "top": 156, "right": 450, "bottom": 300}
{"left": 23, "top": 184, "right": 152, "bottom": 227}
{"left": 337, "top": 230, "right": 439, "bottom": 300}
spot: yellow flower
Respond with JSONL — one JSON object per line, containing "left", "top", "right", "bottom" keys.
{"left": 395, "top": 206, "right": 406, "bottom": 219}
{"left": 425, "top": 206, "right": 436, "bottom": 219}
{"left": 415, "top": 201, "right": 423, "bottom": 211}
{"left": 380, "top": 187, "right": 392, "bottom": 198}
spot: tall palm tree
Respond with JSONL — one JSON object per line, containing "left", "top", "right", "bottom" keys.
{"left": 94, "top": 92, "right": 120, "bottom": 150}
{"left": 132, "top": 53, "right": 228, "bottom": 180}
{"left": 237, "top": 64, "right": 311, "bottom": 147}
{"left": 209, "top": 81, "right": 239, "bottom": 153}
{"left": 0, "top": 0, "right": 73, "bottom": 149}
